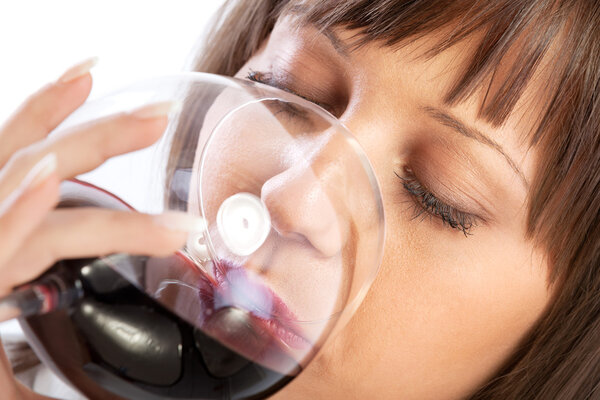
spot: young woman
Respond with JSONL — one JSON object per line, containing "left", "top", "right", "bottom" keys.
{"left": 1, "top": 1, "right": 599, "bottom": 399}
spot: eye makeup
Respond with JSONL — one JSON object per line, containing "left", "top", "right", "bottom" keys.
{"left": 396, "top": 167, "right": 479, "bottom": 235}
{"left": 247, "top": 70, "right": 339, "bottom": 116}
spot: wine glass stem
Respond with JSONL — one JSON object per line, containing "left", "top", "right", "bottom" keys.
{"left": 0, "top": 273, "right": 83, "bottom": 323}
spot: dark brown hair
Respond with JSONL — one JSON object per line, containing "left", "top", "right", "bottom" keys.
{"left": 179, "top": 0, "right": 600, "bottom": 398}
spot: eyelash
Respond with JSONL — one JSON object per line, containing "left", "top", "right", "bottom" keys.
{"left": 397, "top": 168, "right": 477, "bottom": 235}
{"left": 246, "top": 70, "right": 333, "bottom": 113}
{"left": 246, "top": 69, "right": 477, "bottom": 235}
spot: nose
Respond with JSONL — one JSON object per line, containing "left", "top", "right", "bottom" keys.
{"left": 260, "top": 135, "right": 349, "bottom": 257}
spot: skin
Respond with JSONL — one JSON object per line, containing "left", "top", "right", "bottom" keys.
{"left": 0, "top": 60, "right": 199, "bottom": 399}
{"left": 227, "top": 17, "right": 555, "bottom": 400}
{"left": 0, "top": 15, "right": 556, "bottom": 400}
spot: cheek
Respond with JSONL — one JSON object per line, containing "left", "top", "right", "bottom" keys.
{"left": 313, "top": 211, "right": 551, "bottom": 399}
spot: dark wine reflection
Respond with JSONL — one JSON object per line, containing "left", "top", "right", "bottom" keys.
{"left": 22, "top": 256, "right": 298, "bottom": 400}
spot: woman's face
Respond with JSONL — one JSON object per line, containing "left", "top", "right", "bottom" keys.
{"left": 231, "top": 16, "right": 554, "bottom": 400}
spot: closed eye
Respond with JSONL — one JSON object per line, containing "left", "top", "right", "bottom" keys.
{"left": 396, "top": 168, "right": 478, "bottom": 236}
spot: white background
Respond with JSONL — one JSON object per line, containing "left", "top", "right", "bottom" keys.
{"left": 0, "top": 1, "right": 224, "bottom": 120}
{"left": 0, "top": 0, "right": 224, "bottom": 364}
{"left": 0, "top": 1, "right": 226, "bottom": 213}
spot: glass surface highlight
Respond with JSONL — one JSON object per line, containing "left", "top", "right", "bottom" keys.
{"left": 17, "top": 72, "right": 385, "bottom": 399}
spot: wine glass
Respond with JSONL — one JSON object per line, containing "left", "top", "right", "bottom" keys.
{"left": 1, "top": 72, "right": 385, "bottom": 399}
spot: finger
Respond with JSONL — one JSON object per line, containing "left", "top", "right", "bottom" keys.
{"left": 0, "top": 338, "right": 20, "bottom": 400}
{"left": 0, "top": 339, "right": 54, "bottom": 399}
{"left": 0, "top": 101, "right": 177, "bottom": 202}
{"left": 0, "top": 154, "right": 59, "bottom": 280}
{"left": 0, "top": 58, "right": 96, "bottom": 167}
{"left": 4, "top": 208, "right": 205, "bottom": 289}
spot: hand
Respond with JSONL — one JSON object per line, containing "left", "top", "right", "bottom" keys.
{"left": 0, "top": 58, "right": 194, "bottom": 399}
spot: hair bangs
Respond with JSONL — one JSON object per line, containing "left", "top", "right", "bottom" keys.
{"left": 282, "top": 1, "right": 580, "bottom": 135}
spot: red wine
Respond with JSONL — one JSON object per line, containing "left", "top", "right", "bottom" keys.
{"left": 20, "top": 256, "right": 298, "bottom": 400}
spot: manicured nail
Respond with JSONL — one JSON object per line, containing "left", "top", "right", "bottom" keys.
{"left": 58, "top": 56, "right": 98, "bottom": 83}
{"left": 153, "top": 211, "right": 207, "bottom": 233}
{"left": 131, "top": 101, "right": 182, "bottom": 119}
{"left": 22, "top": 153, "right": 57, "bottom": 190}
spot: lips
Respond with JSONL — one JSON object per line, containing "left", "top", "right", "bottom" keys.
{"left": 163, "top": 252, "right": 313, "bottom": 372}
{"left": 211, "top": 259, "right": 311, "bottom": 351}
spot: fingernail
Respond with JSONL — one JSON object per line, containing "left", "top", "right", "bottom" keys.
{"left": 153, "top": 211, "right": 207, "bottom": 233}
{"left": 131, "top": 101, "right": 182, "bottom": 119}
{"left": 22, "top": 153, "right": 57, "bottom": 190}
{"left": 58, "top": 56, "right": 99, "bottom": 83}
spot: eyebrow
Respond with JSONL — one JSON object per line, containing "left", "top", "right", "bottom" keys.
{"left": 422, "top": 106, "right": 529, "bottom": 188}
{"left": 321, "top": 27, "right": 351, "bottom": 58}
